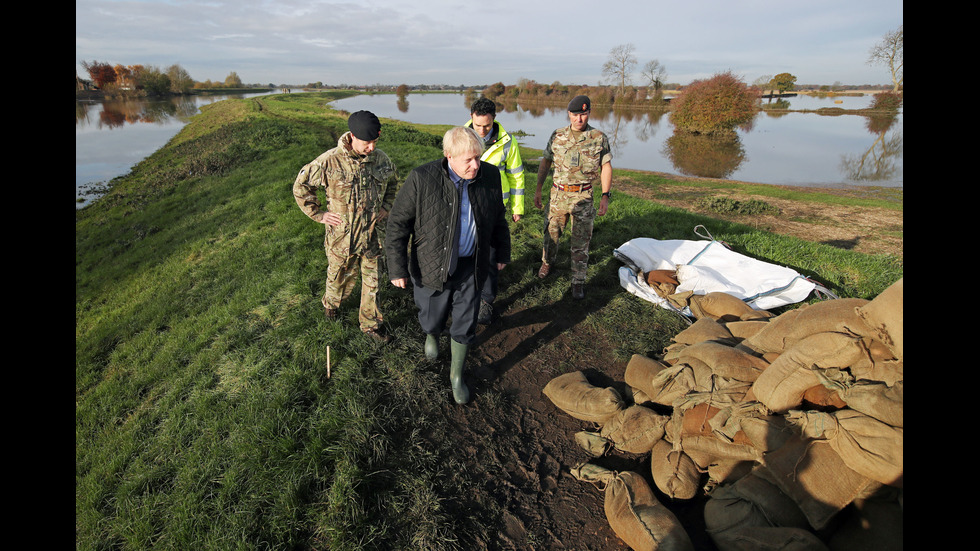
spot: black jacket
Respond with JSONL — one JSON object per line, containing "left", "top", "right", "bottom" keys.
{"left": 386, "top": 158, "right": 511, "bottom": 292}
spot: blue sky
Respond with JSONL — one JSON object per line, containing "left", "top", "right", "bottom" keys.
{"left": 76, "top": 0, "right": 903, "bottom": 87}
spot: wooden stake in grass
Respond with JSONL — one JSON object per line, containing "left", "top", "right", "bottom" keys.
{"left": 327, "top": 346, "right": 331, "bottom": 379}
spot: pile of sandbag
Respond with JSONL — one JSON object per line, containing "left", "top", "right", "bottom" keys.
{"left": 544, "top": 278, "right": 903, "bottom": 551}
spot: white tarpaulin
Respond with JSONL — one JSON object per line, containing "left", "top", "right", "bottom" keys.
{"left": 615, "top": 234, "right": 829, "bottom": 318}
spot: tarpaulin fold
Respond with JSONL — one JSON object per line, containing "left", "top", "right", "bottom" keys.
{"left": 614, "top": 236, "right": 825, "bottom": 318}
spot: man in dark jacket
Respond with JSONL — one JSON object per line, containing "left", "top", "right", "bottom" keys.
{"left": 386, "top": 126, "right": 511, "bottom": 404}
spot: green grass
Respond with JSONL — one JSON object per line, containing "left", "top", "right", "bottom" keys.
{"left": 696, "top": 196, "right": 780, "bottom": 215}
{"left": 616, "top": 169, "right": 903, "bottom": 211}
{"left": 76, "top": 92, "right": 903, "bottom": 550}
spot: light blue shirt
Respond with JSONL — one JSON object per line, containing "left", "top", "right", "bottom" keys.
{"left": 447, "top": 164, "right": 477, "bottom": 258}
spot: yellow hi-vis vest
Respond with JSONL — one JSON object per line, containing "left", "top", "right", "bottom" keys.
{"left": 465, "top": 119, "right": 525, "bottom": 216}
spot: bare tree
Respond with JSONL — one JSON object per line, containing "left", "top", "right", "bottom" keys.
{"left": 868, "top": 25, "right": 903, "bottom": 91}
{"left": 752, "top": 75, "right": 773, "bottom": 94}
{"left": 602, "top": 43, "right": 637, "bottom": 96}
{"left": 641, "top": 59, "right": 667, "bottom": 92}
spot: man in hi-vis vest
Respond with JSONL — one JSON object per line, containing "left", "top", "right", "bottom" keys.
{"left": 465, "top": 97, "right": 525, "bottom": 324}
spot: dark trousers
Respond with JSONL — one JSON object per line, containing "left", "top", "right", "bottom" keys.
{"left": 412, "top": 255, "right": 479, "bottom": 345}
{"left": 480, "top": 244, "right": 500, "bottom": 304}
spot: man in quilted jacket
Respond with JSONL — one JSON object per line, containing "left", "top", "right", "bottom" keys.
{"left": 386, "top": 127, "right": 511, "bottom": 404}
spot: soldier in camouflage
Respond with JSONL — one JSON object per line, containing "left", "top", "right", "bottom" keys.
{"left": 534, "top": 95, "right": 613, "bottom": 300}
{"left": 292, "top": 110, "right": 400, "bottom": 342}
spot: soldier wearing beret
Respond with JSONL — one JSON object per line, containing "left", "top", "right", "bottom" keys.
{"left": 293, "top": 110, "right": 400, "bottom": 342}
{"left": 533, "top": 95, "right": 613, "bottom": 300}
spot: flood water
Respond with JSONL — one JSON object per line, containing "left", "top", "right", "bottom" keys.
{"left": 75, "top": 90, "right": 277, "bottom": 208}
{"left": 332, "top": 92, "right": 902, "bottom": 189}
{"left": 76, "top": 90, "right": 901, "bottom": 208}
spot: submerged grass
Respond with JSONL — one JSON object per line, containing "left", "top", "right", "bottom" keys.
{"left": 76, "top": 92, "right": 903, "bottom": 549}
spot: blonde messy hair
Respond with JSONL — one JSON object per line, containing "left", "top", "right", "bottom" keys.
{"left": 442, "top": 126, "right": 484, "bottom": 158}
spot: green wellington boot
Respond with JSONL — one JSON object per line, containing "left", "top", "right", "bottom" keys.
{"left": 424, "top": 334, "right": 439, "bottom": 360}
{"left": 449, "top": 339, "right": 471, "bottom": 405}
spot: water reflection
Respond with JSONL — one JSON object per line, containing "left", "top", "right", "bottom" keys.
{"left": 75, "top": 91, "right": 273, "bottom": 208}
{"left": 76, "top": 95, "right": 201, "bottom": 130}
{"left": 664, "top": 132, "right": 747, "bottom": 179}
{"left": 501, "top": 101, "right": 754, "bottom": 181}
{"left": 75, "top": 90, "right": 902, "bottom": 211}
{"left": 840, "top": 112, "right": 903, "bottom": 182}
{"left": 498, "top": 101, "right": 671, "bottom": 153}
{"left": 456, "top": 94, "right": 900, "bottom": 188}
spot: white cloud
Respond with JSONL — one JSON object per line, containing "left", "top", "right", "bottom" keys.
{"left": 76, "top": 0, "right": 904, "bottom": 86}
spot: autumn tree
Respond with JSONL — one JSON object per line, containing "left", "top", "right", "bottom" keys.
{"left": 483, "top": 81, "right": 505, "bottom": 100}
{"left": 224, "top": 71, "right": 243, "bottom": 88}
{"left": 133, "top": 65, "right": 171, "bottom": 95}
{"left": 113, "top": 65, "right": 134, "bottom": 88}
{"left": 166, "top": 64, "right": 194, "bottom": 94}
{"left": 868, "top": 25, "right": 903, "bottom": 91}
{"left": 669, "top": 71, "right": 758, "bottom": 135}
{"left": 81, "top": 60, "right": 117, "bottom": 89}
{"left": 771, "top": 73, "right": 797, "bottom": 94}
{"left": 602, "top": 43, "right": 637, "bottom": 96}
{"left": 870, "top": 91, "right": 902, "bottom": 111}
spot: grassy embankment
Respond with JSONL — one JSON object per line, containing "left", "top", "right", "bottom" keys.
{"left": 76, "top": 91, "right": 903, "bottom": 549}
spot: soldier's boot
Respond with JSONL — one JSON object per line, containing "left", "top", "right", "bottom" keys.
{"left": 449, "top": 339, "right": 470, "bottom": 405}
{"left": 424, "top": 333, "right": 439, "bottom": 361}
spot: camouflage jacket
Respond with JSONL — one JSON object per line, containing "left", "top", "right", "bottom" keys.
{"left": 543, "top": 124, "right": 612, "bottom": 187}
{"left": 292, "top": 132, "right": 400, "bottom": 255}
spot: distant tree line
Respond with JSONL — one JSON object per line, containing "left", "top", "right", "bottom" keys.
{"left": 471, "top": 33, "right": 902, "bottom": 136}
{"left": 78, "top": 61, "right": 261, "bottom": 97}
{"left": 467, "top": 44, "right": 673, "bottom": 109}
{"left": 474, "top": 78, "right": 671, "bottom": 110}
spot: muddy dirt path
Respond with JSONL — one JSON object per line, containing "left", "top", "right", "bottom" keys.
{"left": 433, "top": 297, "right": 714, "bottom": 550}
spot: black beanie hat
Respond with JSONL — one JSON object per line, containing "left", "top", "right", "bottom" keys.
{"left": 348, "top": 110, "right": 381, "bottom": 140}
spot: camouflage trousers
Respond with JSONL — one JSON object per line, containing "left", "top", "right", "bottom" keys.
{"left": 323, "top": 247, "right": 382, "bottom": 331}
{"left": 542, "top": 188, "right": 595, "bottom": 284}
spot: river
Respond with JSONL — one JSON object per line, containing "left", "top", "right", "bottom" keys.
{"left": 331, "top": 92, "right": 902, "bottom": 190}
{"left": 76, "top": 90, "right": 902, "bottom": 209}
{"left": 75, "top": 90, "right": 281, "bottom": 208}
